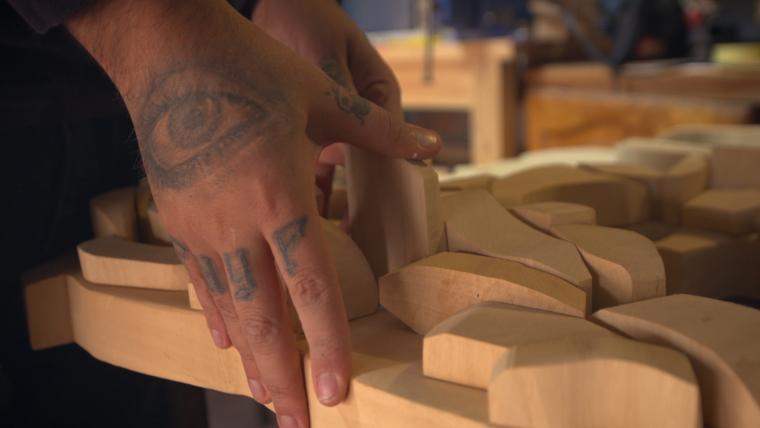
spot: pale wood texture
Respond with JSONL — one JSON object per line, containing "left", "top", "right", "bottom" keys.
{"left": 423, "top": 302, "right": 612, "bottom": 389}
{"left": 488, "top": 335, "right": 701, "bottom": 428}
{"left": 442, "top": 190, "right": 592, "bottom": 297}
{"left": 346, "top": 150, "right": 443, "bottom": 277}
{"left": 89, "top": 187, "right": 138, "bottom": 241}
{"left": 594, "top": 294, "right": 760, "bottom": 428}
{"left": 550, "top": 224, "right": 666, "bottom": 311}
{"left": 660, "top": 124, "right": 760, "bottom": 147}
{"left": 625, "top": 221, "right": 678, "bottom": 241}
{"left": 439, "top": 174, "right": 494, "bottom": 192}
{"left": 510, "top": 201, "right": 596, "bottom": 233}
{"left": 490, "top": 165, "right": 651, "bottom": 226}
{"left": 78, "top": 236, "right": 189, "bottom": 291}
{"left": 379, "top": 252, "right": 587, "bottom": 334}
{"left": 683, "top": 189, "right": 760, "bottom": 236}
{"left": 656, "top": 230, "right": 760, "bottom": 299}
{"left": 711, "top": 143, "right": 760, "bottom": 189}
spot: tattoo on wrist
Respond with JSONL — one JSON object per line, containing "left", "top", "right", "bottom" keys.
{"left": 273, "top": 216, "right": 308, "bottom": 276}
{"left": 223, "top": 248, "right": 257, "bottom": 301}
{"left": 136, "top": 66, "right": 281, "bottom": 190}
{"left": 199, "top": 255, "right": 227, "bottom": 294}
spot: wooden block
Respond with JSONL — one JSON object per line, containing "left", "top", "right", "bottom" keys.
{"left": 78, "top": 237, "right": 189, "bottom": 291}
{"left": 594, "top": 294, "right": 760, "bottom": 428}
{"left": 490, "top": 165, "right": 651, "bottom": 226}
{"left": 379, "top": 252, "right": 587, "bottom": 334}
{"left": 423, "top": 302, "right": 613, "bottom": 389}
{"left": 625, "top": 221, "right": 678, "bottom": 241}
{"left": 614, "top": 138, "right": 710, "bottom": 171}
{"left": 656, "top": 230, "right": 760, "bottom": 299}
{"left": 346, "top": 148, "right": 443, "bottom": 277}
{"left": 439, "top": 174, "right": 494, "bottom": 192}
{"left": 550, "top": 224, "right": 666, "bottom": 311}
{"left": 89, "top": 187, "right": 138, "bottom": 241}
{"left": 146, "top": 201, "right": 172, "bottom": 245}
{"left": 22, "top": 253, "right": 79, "bottom": 350}
{"left": 442, "top": 189, "right": 592, "bottom": 297}
{"left": 712, "top": 143, "right": 760, "bottom": 189}
{"left": 683, "top": 189, "right": 760, "bottom": 236}
{"left": 661, "top": 154, "right": 710, "bottom": 223}
{"left": 660, "top": 124, "right": 760, "bottom": 147}
{"left": 510, "top": 201, "right": 596, "bottom": 233}
{"left": 488, "top": 335, "right": 701, "bottom": 428}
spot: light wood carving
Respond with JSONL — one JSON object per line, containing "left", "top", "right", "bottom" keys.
{"left": 423, "top": 302, "right": 612, "bottom": 388}
{"left": 594, "top": 294, "right": 760, "bottom": 428}
{"left": 625, "top": 221, "right": 678, "bottom": 241}
{"left": 379, "top": 252, "right": 587, "bottom": 334}
{"left": 89, "top": 187, "right": 138, "bottom": 241}
{"left": 490, "top": 164, "right": 651, "bottom": 226}
{"left": 442, "top": 190, "right": 592, "bottom": 298}
{"left": 510, "top": 201, "right": 596, "bottom": 233}
{"left": 550, "top": 224, "right": 666, "bottom": 311}
{"left": 683, "top": 189, "right": 760, "bottom": 236}
{"left": 711, "top": 143, "right": 760, "bottom": 189}
{"left": 439, "top": 174, "right": 494, "bottom": 192}
{"left": 488, "top": 335, "right": 701, "bottom": 428}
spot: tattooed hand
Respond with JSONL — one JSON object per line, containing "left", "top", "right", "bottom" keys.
{"left": 67, "top": 0, "right": 441, "bottom": 427}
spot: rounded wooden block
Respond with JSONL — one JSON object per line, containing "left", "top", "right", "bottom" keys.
{"left": 683, "top": 189, "right": 760, "bottom": 236}
{"left": 488, "top": 335, "right": 701, "bottom": 428}
{"left": 594, "top": 294, "right": 760, "bottom": 428}
{"left": 379, "top": 252, "right": 587, "bottom": 335}
{"left": 89, "top": 187, "right": 138, "bottom": 241}
{"left": 510, "top": 201, "right": 596, "bottom": 232}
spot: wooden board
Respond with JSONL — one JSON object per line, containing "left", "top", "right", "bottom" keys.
{"left": 490, "top": 165, "right": 651, "bottom": 226}
{"left": 488, "top": 335, "right": 701, "bottom": 428}
{"left": 439, "top": 174, "right": 494, "bottom": 192}
{"left": 78, "top": 236, "right": 189, "bottom": 291}
{"left": 683, "top": 189, "right": 760, "bottom": 236}
{"left": 379, "top": 252, "right": 587, "bottom": 334}
{"left": 625, "top": 221, "right": 678, "bottom": 242}
{"left": 346, "top": 149, "right": 443, "bottom": 277}
{"left": 551, "top": 224, "right": 666, "bottom": 311}
{"left": 89, "top": 186, "right": 138, "bottom": 241}
{"left": 510, "top": 201, "right": 596, "bottom": 233}
{"left": 423, "top": 302, "right": 612, "bottom": 389}
{"left": 656, "top": 230, "right": 760, "bottom": 299}
{"left": 711, "top": 143, "right": 760, "bottom": 190}
{"left": 442, "top": 190, "right": 592, "bottom": 298}
{"left": 594, "top": 294, "right": 760, "bottom": 428}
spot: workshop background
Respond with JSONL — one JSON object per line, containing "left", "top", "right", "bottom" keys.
{"left": 2, "top": 0, "right": 760, "bottom": 427}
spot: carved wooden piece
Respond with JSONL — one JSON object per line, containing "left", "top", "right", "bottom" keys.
{"left": 711, "top": 143, "right": 760, "bottom": 189}
{"left": 488, "top": 335, "right": 701, "bottom": 428}
{"left": 490, "top": 165, "right": 650, "bottom": 226}
{"left": 510, "top": 201, "right": 596, "bottom": 233}
{"left": 89, "top": 187, "right": 138, "bottom": 241}
{"left": 683, "top": 189, "right": 760, "bottom": 236}
{"left": 594, "top": 294, "right": 760, "bottom": 428}
{"left": 380, "top": 252, "right": 587, "bottom": 334}
{"left": 625, "top": 221, "right": 678, "bottom": 241}
{"left": 442, "top": 190, "right": 592, "bottom": 297}
{"left": 439, "top": 174, "right": 494, "bottom": 192}
{"left": 78, "top": 236, "right": 189, "bottom": 291}
{"left": 423, "top": 303, "right": 612, "bottom": 388}
{"left": 550, "top": 224, "right": 666, "bottom": 311}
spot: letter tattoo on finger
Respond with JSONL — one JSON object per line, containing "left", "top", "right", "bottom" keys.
{"left": 273, "top": 216, "right": 307, "bottom": 276}
{"left": 223, "top": 248, "right": 257, "bottom": 301}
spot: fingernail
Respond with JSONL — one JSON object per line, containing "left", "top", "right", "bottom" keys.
{"left": 409, "top": 126, "right": 440, "bottom": 148}
{"left": 210, "top": 329, "right": 225, "bottom": 348}
{"left": 248, "top": 379, "right": 270, "bottom": 404}
{"left": 317, "top": 372, "right": 339, "bottom": 404}
{"left": 278, "top": 415, "right": 299, "bottom": 428}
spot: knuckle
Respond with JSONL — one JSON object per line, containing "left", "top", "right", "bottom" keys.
{"left": 241, "top": 314, "right": 281, "bottom": 347}
{"left": 290, "top": 270, "right": 333, "bottom": 308}
{"left": 212, "top": 297, "right": 238, "bottom": 321}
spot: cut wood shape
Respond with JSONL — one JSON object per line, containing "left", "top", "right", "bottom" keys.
{"left": 614, "top": 137, "right": 710, "bottom": 171}
{"left": 625, "top": 221, "right": 678, "bottom": 241}
{"left": 78, "top": 236, "right": 189, "bottom": 291}
{"left": 188, "top": 220, "right": 378, "bottom": 323}
{"left": 711, "top": 143, "right": 760, "bottom": 189}
{"left": 550, "top": 224, "right": 666, "bottom": 311}
{"left": 379, "top": 252, "right": 587, "bottom": 334}
{"left": 90, "top": 186, "right": 138, "bottom": 241}
{"left": 661, "top": 154, "right": 710, "bottom": 223}
{"left": 594, "top": 294, "right": 760, "bottom": 428}
{"left": 656, "top": 230, "right": 760, "bottom": 299}
{"left": 660, "top": 124, "right": 760, "bottom": 148}
{"left": 489, "top": 164, "right": 650, "bottom": 226}
{"left": 683, "top": 189, "right": 760, "bottom": 235}
{"left": 488, "top": 335, "right": 701, "bottom": 428}
{"left": 442, "top": 190, "right": 592, "bottom": 298}
{"left": 439, "top": 174, "right": 494, "bottom": 192}
{"left": 347, "top": 148, "right": 443, "bottom": 277}
{"left": 423, "top": 302, "right": 613, "bottom": 389}
{"left": 509, "top": 201, "right": 596, "bottom": 233}
{"left": 146, "top": 201, "right": 172, "bottom": 245}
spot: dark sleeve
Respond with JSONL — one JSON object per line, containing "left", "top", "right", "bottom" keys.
{"left": 6, "top": 0, "right": 95, "bottom": 34}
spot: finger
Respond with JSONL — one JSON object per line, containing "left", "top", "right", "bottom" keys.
{"left": 347, "top": 31, "right": 404, "bottom": 118}
{"left": 194, "top": 250, "right": 270, "bottom": 405}
{"left": 221, "top": 238, "right": 309, "bottom": 428}
{"left": 179, "top": 248, "right": 231, "bottom": 350}
{"left": 264, "top": 204, "right": 352, "bottom": 408}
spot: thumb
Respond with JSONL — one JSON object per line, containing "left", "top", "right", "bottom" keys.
{"left": 308, "top": 79, "right": 442, "bottom": 160}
